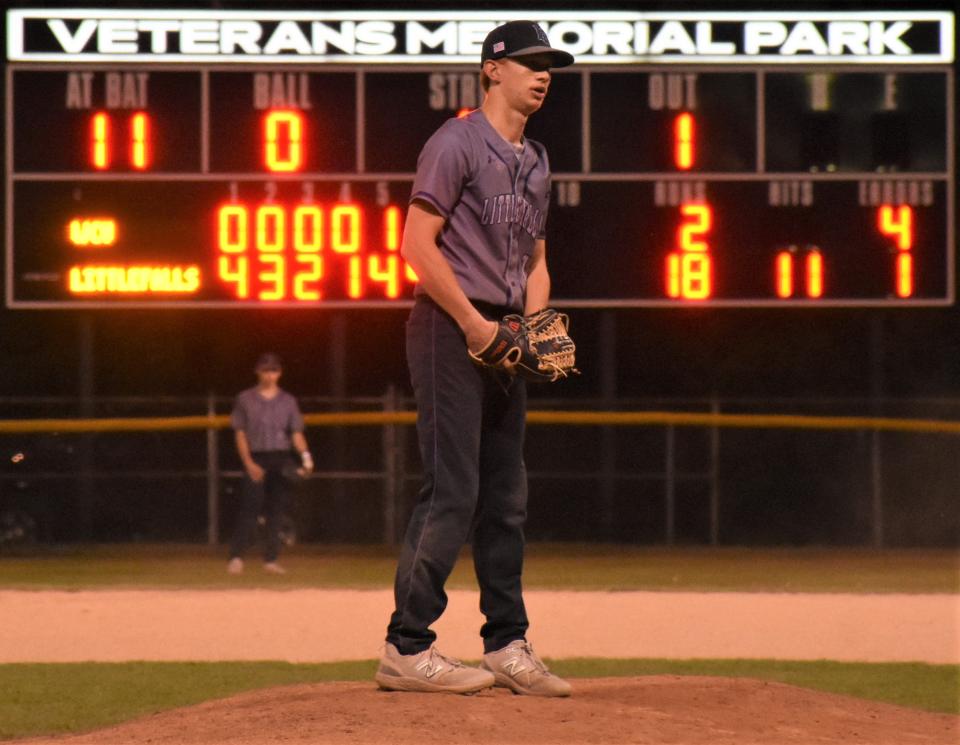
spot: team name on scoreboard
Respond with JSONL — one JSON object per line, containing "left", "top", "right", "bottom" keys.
{"left": 6, "top": 10, "right": 954, "bottom": 64}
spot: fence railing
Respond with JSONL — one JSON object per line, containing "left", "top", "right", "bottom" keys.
{"left": 1, "top": 392, "right": 958, "bottom": 548}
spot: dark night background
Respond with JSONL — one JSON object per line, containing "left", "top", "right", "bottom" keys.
{"left": 1, "top": 0, "right": 958, "bottom": 548}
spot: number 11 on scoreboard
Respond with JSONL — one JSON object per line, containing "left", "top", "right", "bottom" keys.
{"left": 90, "top": 112, "right": 151, "bottom": 170}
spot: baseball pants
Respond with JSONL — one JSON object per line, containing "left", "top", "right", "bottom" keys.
{"left": 387, "top": 297, "right": 530, "bottom": 655}
{"left": 229, "top": 450, "right": 295, "bottom": 563}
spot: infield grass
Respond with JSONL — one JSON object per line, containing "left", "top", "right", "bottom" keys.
{"left": 1, "top": 659, "right": 957, "bottom": 740}
{"left": 0, "top": 543, "right": 956, "bottom": 593}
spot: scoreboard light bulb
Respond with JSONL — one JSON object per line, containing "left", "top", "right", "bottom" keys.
{"left": 264, "top": 110, "right": 304, "bottom": 172}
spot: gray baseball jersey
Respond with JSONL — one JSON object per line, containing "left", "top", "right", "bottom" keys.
{"left": 231, "top": 387, "right": 304, "bottom": 452}
{"left": 410, "top": 109, "right": 551, "bottom": 312}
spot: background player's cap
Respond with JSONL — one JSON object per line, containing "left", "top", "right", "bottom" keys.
{"left": 481, "top": 21, "right": 574, "bottom": 68}
{"left": 255, "top": 352, "right": 283, "bottom": 372}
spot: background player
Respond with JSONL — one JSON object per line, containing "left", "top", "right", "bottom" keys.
{"left": 375, "top": 21, "right": 574, "bottom": 696}
{"left": 227, "top": 353, "right": 313, "bottom": 575}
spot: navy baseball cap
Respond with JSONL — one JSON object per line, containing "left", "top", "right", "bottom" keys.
{"left": 255, "top": 353, "right": 282, "bottom": 371}
{"left": 481, "top": 21, "right": 574, "bottom": 68}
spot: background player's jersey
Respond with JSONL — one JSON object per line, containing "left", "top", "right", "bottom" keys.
{"left": 410, "top": 109, "right": 551, "bottom": 311}
{"left": 231, "top": 388, "right": 304, "bottom": 452}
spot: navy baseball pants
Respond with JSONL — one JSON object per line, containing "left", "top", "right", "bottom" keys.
{"left": 229, "top": 450, "right": 295, "bottom": 563}
{"left": 387, "top": 297, "right": 530, "bottom": 655}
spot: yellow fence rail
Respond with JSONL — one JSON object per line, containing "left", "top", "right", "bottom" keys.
{"left": 1, "top": 410, "right": 959, "bottom": 435}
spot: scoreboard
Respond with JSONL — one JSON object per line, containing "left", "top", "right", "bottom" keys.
{"left": 4, "top": 9, "right": 956, "bottom": 308}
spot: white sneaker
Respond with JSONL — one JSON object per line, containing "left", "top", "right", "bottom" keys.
{"left": 375, "top": 643, "right": 495, "bottom": 694}
{"left": 481, "top": 640, "right": 572, "bottom": 697}
{"left": 227, "top": 557, "right": 244, "bottom": 575}
{"left": 263, "top": 562, "right": 287, "bottom": 575}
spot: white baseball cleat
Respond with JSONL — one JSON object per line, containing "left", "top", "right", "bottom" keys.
{"left": 226, "top": 557, "right": 244, "bottom": 575}
{"left": 263, "top": 562, "right": 287, "bottom": 575}
{"left": 375, "top": 643, "right": 495, "bottom": 694}
{"left": 481, "top": 640, "right": 572, "bottom": 697}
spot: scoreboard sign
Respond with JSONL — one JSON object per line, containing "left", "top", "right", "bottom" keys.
{"left": 4, "top": 9, "right": 956, "bottom": 307}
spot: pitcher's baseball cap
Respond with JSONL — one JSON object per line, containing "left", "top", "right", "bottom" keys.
{"left": 481, "top": 21, "right": 574, "bottom": 68}
{"left": 255, "top": 352, "right": 283, "bottom": 372}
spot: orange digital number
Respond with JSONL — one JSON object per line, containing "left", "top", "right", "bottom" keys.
{"left": 91, "top": 112, "right": 110, "bottom": 170}
{"left": 218, "top": 256, "right": 249, "bottom": 299}
{"left": 130, "top": 112, "right": 150, "bottom": 170}
{"left": 293, "top": 255, "right": 323, "bottom": 300}
{"left": 90, "top": 112, "right": 153, "bottom": 170}
{"left": 258, "top": 255, "right": 286, "bottom": 301}
{"left": 806, "top": 250, "right": 824, "bottom": 298}
{"left": 383, "top": 206, "right": 402, "bottom": 252}
{"left": 776, "top": 248, "right": 823, "bottom": 299}
{"left": 218, "top": 205, "right": 248, "bottom": 253}
{"left": 331, "top": 205, "right": 361, "bottom": 253}
{"left": 878, "top": 205, "right": 914, "bottom": 298}
{"left": 666, "top": 203, "right": 713, "bottom": 300}
{"left": 215, "top": 201, "right": 416, "bottom": 300}
{"left": 674, "top": 112, "right": 694, "bottom": 170}
{"left": 368, "top": 255, "right": 400, "bottom": 298}
{"left": 264, "top": 110, "right": 304, "bottom": 173}
{"left": 878, "top": 204, "right": 913, "bottom": 250}
{"left": 294, "top": 206, "right": 323, "bottom": 252}
{"left": 256, "top": 205, "right": 285, "bottom": 253}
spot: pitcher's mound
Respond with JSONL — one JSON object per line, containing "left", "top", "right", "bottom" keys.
{"left": 23, "top": 677, "right": 959, "bottom": 745}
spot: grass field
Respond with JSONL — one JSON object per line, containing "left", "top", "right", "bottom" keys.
{"left": 2, "top": 545, "right": 956, "bottom": 739}
{"left": 2, "top": 659, "right": 958, "bottom": 740}
{"left": 0, "top": 543, "right": 956, "bottom": 593}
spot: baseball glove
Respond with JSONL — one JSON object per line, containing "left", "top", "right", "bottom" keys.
{"left": 469, "top": 308, "right": 578, "bottom": 383}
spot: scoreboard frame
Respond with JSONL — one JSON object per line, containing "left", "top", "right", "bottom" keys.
{"left": 4, "top": 8, "right": 957, "bottom": 309}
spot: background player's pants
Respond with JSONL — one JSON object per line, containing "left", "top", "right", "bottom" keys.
{"left": 387, "top": 297, "right": 529, "bottom": 655}
{"left": 229, "top": 450, "right": 295, "bottom": 563}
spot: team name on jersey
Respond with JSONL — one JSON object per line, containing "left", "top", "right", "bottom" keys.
{"left": 480, "top": 193, "right": 544, "bottom": 238}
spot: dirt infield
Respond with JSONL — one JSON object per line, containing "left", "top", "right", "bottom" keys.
{"left": 16, "top": 677, "right": 959, "bottom": 745}
{"left": 3, "top": 589, "right": 957, "bottom": 663}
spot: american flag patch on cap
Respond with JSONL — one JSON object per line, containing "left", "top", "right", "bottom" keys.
{"left": 493, "top": 41, "right": 505, "bottom": 53}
